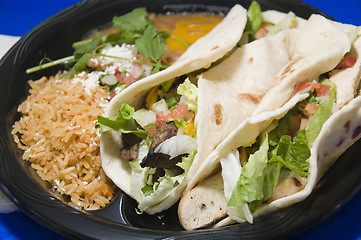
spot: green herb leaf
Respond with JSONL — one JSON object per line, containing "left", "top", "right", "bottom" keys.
{"left": 64, "top": 53, "right": 93, "bottom": 78}
{"left": 113, "top": 8, "right": 152, "bottom": 44}
{"left": 135, "top": 25, "right": 167, "bottom": 62}
{"left": 73, "top": 36, "right": 102, "bottom": 59}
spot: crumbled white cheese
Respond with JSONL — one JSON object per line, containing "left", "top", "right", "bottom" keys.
{"left": 100, "top": 43, "right": 137, "bottom": 70}
{"left": 70, "top": 43, "right": 153, "bottom": 95}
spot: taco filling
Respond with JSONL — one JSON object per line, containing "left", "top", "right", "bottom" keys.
{"left": 96, "top": 77, "right": 198, "bottom": 212}
{"left": 222, "top": 78, "right": 336, "bottom": 222}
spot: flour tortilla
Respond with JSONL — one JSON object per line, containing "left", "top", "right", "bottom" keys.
{"left": 100, "top": 4, "right": 248, "bottom": 214}
{"left": 185, "top": 13, "right": 352, "bottom": 192}
{"left": 261, "top": 10, "right": 307, "bottom": 27}
{"left": 252, "top": 14, "right": 352, "bottom": 115}
{"left": 329, "top": 34, "right": 361, "bottom": 107}
{"left": 179, "top": 13, "right": 355, "bottom": 229}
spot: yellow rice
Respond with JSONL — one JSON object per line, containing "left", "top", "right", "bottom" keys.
{"left": 11, "top": 74, "right": 116, "bottom": 210}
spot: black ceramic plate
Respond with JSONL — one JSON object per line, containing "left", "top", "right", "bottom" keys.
{"left": 1, "top": 0, "right": 361, "bottom": 239}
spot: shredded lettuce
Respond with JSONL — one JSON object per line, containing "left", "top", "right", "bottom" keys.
{"left": 306, "top": 79, "right": 336, "bottom": 147}
{"left": 135, "top": 148, "right": 197, "bottom": 212}
{"left": 266, "top": 12, "right": 297, "bottom": 36}
{"left": 226, "top": 81, "right": 336, "bottom": 220}
{"left": 221, "top": 150, "right": 253, "bottom": 223}
{"left": 177, "top": 149, "right": 197, "bottom": 171}
{"left": 177, "top": 78, "right": 198, "bottom": 112}
{"left": 133, "top": 109, "right": 156, "bottom": 128}
{"left": 228, "top": 132, "right": 269, "bottom": 208}
{"left": 95, "top": 103, "right": 148, "bottom": 139}
{"left": 269, "top": 130, "right": 310, "bottom": 178}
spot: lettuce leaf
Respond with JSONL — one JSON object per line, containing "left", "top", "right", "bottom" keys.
{"left": 306, "top": 79, "right": 336, "bottom": 147}
{"left": 266, "top": 12, "right": 297, "bottom": 36}
{"left": 177, "top": 78, "right": 198, "bottom": 112}
{"left": 228, "top": 132, "right": 269, "bottom": 207}
{"left": 95, "top": 103, "right": 148, "bottom": 139}
{"left": 227, "top": 82, "right": 336, "bottom": 217}
{"left": 269, "top": 130, "right": 310, "bottom": 177}
{"left": 136, "top": 148, "right": 196, "bottom": 212}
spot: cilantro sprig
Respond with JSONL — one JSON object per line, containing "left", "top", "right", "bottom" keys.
{"left": 26, "top": 8, "right": 169, "bottom": 77}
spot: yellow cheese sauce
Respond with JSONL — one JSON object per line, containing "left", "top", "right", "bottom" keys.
{"left": 152, "top": 14, "right": 224, "bottom": 63}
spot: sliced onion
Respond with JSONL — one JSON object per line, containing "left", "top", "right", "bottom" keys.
{"left": 100, "top": 74, "right": 118, "bottom": 86}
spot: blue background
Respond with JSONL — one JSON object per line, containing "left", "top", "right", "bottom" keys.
{"left": 1, "top": 0, "right": 361, "bottom": 239}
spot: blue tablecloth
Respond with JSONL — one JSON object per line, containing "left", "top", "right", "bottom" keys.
{"left": 1, "top": 0, "right": 361, "bottom": 239}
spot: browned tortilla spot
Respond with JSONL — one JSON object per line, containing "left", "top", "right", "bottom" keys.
{"left": 336, "top": 138, "right": 344, "bottom": 147}
{"left": 211, "top": 46, "right": 219, "bottom": 51}
{"left": 238, "top": 93, "right": 262, "bottom": 104}
{"left": 344, "top": 121, "right": 351, "bottom": 133}
{"left": 320, "top": 32, "right": 328, "bottom": 38}
{"left": 352, "top": 125, "right": 361, "bottom": 139}
{"left": 213, "top": 104, "right": 223, "bottom": 125}
{"left": 248, "top": 57, "right": 254, "bottom": 64}
{"left": 281, "top": 57, "right": 301, "bottom": 78}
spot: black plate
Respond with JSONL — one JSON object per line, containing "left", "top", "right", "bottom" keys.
{"left": 1, "top": 0, "right": 360, "bottom": 239}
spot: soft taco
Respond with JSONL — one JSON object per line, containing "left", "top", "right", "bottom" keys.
{"left": 178, "top": 9, "right": 361, "bottom": 230}
{"left": 97, "top": 4, "right": 248, "bottom": 214}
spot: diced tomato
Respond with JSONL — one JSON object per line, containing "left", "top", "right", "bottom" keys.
{"left": 115, "top": 71, "right": 123, "bottom": 82}
{"left": 315, "top": 84, "right": 330, "bottom": 96}
{"left": 336, "top": 55, "right": 357, "bottom": 69}
{"left": 296, "top": 82, "right": 312, "bottom": 93}
{"left": 115, "top": 70, "right": 138, "bottom": 87}
{"left": 296, "top": 82, "right": 330, "bottom": 96}
{"left": 305, "top": 103, "right": 319, "bottom": 116}
{"left": 254, "top": 25, "right": 269, "bottom": 39}
{"left": 155, "top": 103, "right": 189, "bottom": 127}
{"left": 123, "top": 74, "right": 137, "bottom": 87}
{"left": 167, "top": 103, "right": 189, "bottom": 120}
{"left": 156, "top": 112, "right": 166, "bottom": 126}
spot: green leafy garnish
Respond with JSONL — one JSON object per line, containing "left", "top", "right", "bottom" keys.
{"left": 135, "top": 25, "right": 167, "bottom": 61}
{"left": 95, "top": 103, "right": 148, "bottom": 139}
{"left": 229, "top": 82, "right": 336, "bottom": 213}
{"left": 306, "top": 79, "right": 336, "bottom": 146}
{"left": 165, "top": 97, "right": 177, "bottom": 109}
{"left": 269, "top": 130, "right": 310, "bottom": 177}
{"left": 169, "top": 118, "right": 186, "bottom": 128}
{"left": 26, "top": 7, "right": 168, "bottom": 77}
{"left": 113, "top": 8, "right": 152, "bottom": 43}
{"left": 228, "top": 132, "right": 270, "bottom": 207}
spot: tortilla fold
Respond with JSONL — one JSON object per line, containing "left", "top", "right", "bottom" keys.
{"left": 100, "top": 4, "right": 248, "bottom": 214}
